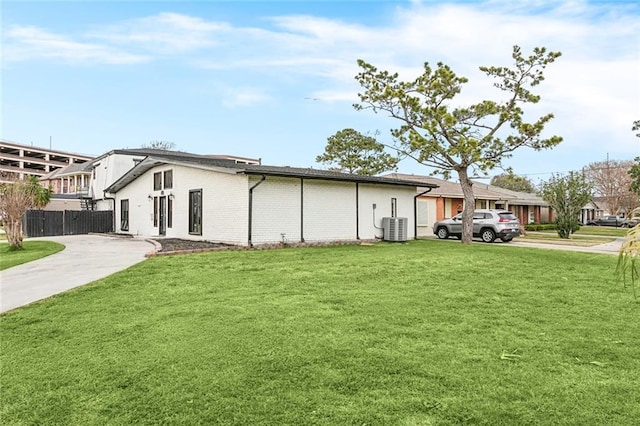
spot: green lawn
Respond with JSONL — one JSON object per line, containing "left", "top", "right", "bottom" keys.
{"left": 1, "top": 241, "right": 638, "bottom": 425}
{"left": 519, "top": 233, "right": 615, "bottom": 246}
{"left": 0, "top": 240, "right": 65, "bottom": 270}
{"left": 569, "top": 226, "right": 628, "bottom": 237}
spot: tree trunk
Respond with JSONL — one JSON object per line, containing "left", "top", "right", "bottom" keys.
{"left": 6, "top": 218, "right": 24, "bottom": 250}
{"left": 457, "top": 168, "right": 476, "bottom": 244}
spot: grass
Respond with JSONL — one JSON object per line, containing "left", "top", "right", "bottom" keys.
{"left": 0, "top": 240, "right": 65, "bottom": 270}
{"left": 519, "top": 233, "right": 616, "bottom": 246}
{"left": 1, "top": 240, "right": 638, "bottom": 425}
{"left": 535, "top": 226, "right": 630, "bottom": 238}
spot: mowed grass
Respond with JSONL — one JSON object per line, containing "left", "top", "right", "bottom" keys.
{"left": 519, "top": 233, "right": 615, "bottom": 246}
{"left": 569, "top": 227, "right": 628, "bottom": 237}
{"left": 1, "top": 241, "right": 638, "bottom": 425}
{"left": 0, "top": 240, "right": 65, "bottom": 270}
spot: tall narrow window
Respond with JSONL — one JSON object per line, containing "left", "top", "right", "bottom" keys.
{"left": 391, "top": 198, "right": 397, "bottom": 218}
{"left": 167, "top": 197, "right": 173, "bottom": 228}
{"left": 121, "top": 199, "right": 129, "bottom": 231}
{"left": 163, "top": 170, "right": 173, "bottom": 189}
{"left": 153, "top": 197, "right": 158, "bottom": 227}
{"left": 189, "top": 189, "right": 202, "bottom": 235}
{"left": 417, "top": 199, "right": 429, "bottom": 226}
{"left": 153, "top": 172, "right": 162, "bottom": 190}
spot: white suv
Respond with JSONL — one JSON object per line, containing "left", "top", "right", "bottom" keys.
{"left": 433, "top": 209, "right": 521, "bottom": 243}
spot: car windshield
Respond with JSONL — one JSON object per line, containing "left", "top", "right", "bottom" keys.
{"left": 498, "top": 212, "right": 517, "bottom": 220}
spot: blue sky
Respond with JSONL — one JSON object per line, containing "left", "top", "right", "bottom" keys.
{"left": 2, "top": 0, "right": 639, "bottom": 183}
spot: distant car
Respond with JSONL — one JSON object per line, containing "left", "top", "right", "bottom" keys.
{"left": 586, "top": 215, "right": 625, "bottom": 227}
{"left": 623, "top": 217, "right": 640, "bottom": 228}
{"left": 433, "top": 209, "right": 521, "bottom": 243}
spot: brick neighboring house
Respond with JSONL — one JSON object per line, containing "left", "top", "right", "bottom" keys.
{"left": 104, "top": 155, "right": 436, "bottom": 246}
{"left": 386, "top": 173, "right": 550, "bottom": 236}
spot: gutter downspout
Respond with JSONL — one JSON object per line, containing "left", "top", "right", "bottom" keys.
{"left": 355, "top": 183, "right": 360, "bottom": 240}
{"left": 104, "top": 192, "right": 116, "bottom": 232}
{"left": 300, "top": 178, "right": 305, "bottom": 243}
{"left": 248, "top": 175, "right": 266, "bottom": 247}
{"left": 414, "top": 187, "right": 434, "bottom": 239}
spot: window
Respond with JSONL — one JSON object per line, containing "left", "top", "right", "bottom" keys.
{"left": 153, "top": 172, "right": 162, "bottom": 190}
{"left": 121, "top": 199, "right": 129, "bottom": 231}
{"left": 167, "top": 197, "right": 173, "bottom": 228}
{"left": 163, "top": 170, "right": 173, "bottom": 189}
{"left": 391, "top": 198, "right": 397, "bottom": 218}
{"left": 153, "top": 197, "right": 158, "bottom": 227}
{"left": 417, "top": 199, "right": 429, "bottom": 226}
{"left": 189, "top": 189, "right": 202, "bottom": 235}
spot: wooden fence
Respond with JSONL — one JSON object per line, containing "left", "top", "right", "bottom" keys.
{"left": 23, "top": 210, "right": 113, "bottom": 237}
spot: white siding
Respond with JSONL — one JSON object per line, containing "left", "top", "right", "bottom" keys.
{"left": 91, "top": 153, "right": 145, "bottom": 210}
{"left": 250, "top": 178, "right": 417, "bottom": 244}
{"left": 303, "top": 180, "right": 357, "bottom": 242}
{"left": 115, "top": 167, "right": 418, "bottom": 246}
{"left": 358, "top": 184, "right": 415, "bottom": 240}
{"left": 251, "top": 176, "right": 302, "bottom": 245}
{"left": 115, "top": 164, "right": 249, "bottom": 245}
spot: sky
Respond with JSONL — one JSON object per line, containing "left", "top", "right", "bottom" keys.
{"left": 2, "top": 0, "right": 639, "bottom": 183}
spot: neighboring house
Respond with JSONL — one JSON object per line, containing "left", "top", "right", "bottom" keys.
{"left": 105, "top": 156, "right": 436, "bottom": 246}
{"left": 40, "top": 163, "right": 94, "bottom": 210}
{"left": 478, "top": 185, "right": 552, "bottom": 225}
{"left": 386, "top": 173, "right": 550, "bottom": 236}
{"left": 580, "top": 200, "right": 601, "bottom": 224}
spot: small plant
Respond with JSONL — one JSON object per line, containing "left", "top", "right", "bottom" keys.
{"left": 616, "top": 207, "right": 640, "bottom": 299}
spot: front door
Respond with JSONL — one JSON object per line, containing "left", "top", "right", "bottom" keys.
{"left": 159, "top": 196, "right": 166, "bottom": 236}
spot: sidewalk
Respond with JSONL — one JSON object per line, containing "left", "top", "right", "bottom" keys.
{"left": 1, "top": 234, "right": 155, "bottom": 313}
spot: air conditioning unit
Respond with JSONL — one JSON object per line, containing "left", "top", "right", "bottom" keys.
{"left": 382, "top": 217, "right": 408, "bottom": 242}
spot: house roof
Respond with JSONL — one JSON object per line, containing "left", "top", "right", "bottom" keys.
{"left": 387, "top": 173, "right": 548, "bottom": 206}
{"left": 104, "top": 155, "right": 438, "bottom": 193}
{"left": 40, "top": 162, "right": 92, "bottom": 180}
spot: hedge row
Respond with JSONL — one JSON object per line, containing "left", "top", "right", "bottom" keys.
{"left": 524, "top": 223, "right": 558, "bottom": 231}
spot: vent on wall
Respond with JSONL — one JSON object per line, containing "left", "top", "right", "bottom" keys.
{"left": 382, "top": 217, "right": 408, "bottom": 242}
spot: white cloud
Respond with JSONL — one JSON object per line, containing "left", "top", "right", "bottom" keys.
{"left": 90, "top": 12, "right": 230, "bottom": 54}
{"left": 219, "top": 86, "right": 272, "bottom": 108}
{"left": 3, "top": 25, "right": 148, "bottom": 64}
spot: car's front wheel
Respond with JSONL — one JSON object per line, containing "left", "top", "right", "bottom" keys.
{"left": 436, "top": 227, "right": 449, "bottom": 239}
{"left": 480, "top": 228, "right": 496, "bottom": 243}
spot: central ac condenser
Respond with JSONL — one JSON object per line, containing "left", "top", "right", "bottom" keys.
{"left": 381, "top": 217, "right": 408, "bottom": 242}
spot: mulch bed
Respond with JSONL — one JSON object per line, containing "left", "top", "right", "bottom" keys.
{"left": 152, "top": 238, "right": 235, "bottom": 253}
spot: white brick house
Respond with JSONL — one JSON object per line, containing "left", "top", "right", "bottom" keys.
{"left": 105, "top": 156, "right": 436, "bottom": 246}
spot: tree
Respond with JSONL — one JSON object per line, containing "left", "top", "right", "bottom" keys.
{"left": 0, "top": 175, "right": 52, "bottom": 249}
{"left": 354, "top": 45, "right": 562, "bottom": 243}
{"left": 490, "top": 172, "right": 535, "bottom": 193}
{"left": 539, "top": 172, "right": 592, "bottom": 239}
{"left": 629, "top": 120, "right": 640, "bottom": 196}
{"left": 583, "top": 159, "right": 638, "bottom": 215}
{"left": 143, "top": 140, "right": 176, "bottom": 150}
{"left": 315, "top": 128, "right": 399, "bottom": 175}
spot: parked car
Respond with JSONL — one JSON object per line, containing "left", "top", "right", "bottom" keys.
{"left": 433, "top": 209, "right": 521, "bottom": 243}
{"left": 586, "top": 215, "right": 625, "bottom": 227}
{"left": 623, "top": 216, "right": 640, "bottom": 228}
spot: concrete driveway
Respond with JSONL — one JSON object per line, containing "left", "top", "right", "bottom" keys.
{"left": 1, "top": 234, "right": 156, "bottom": 313}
